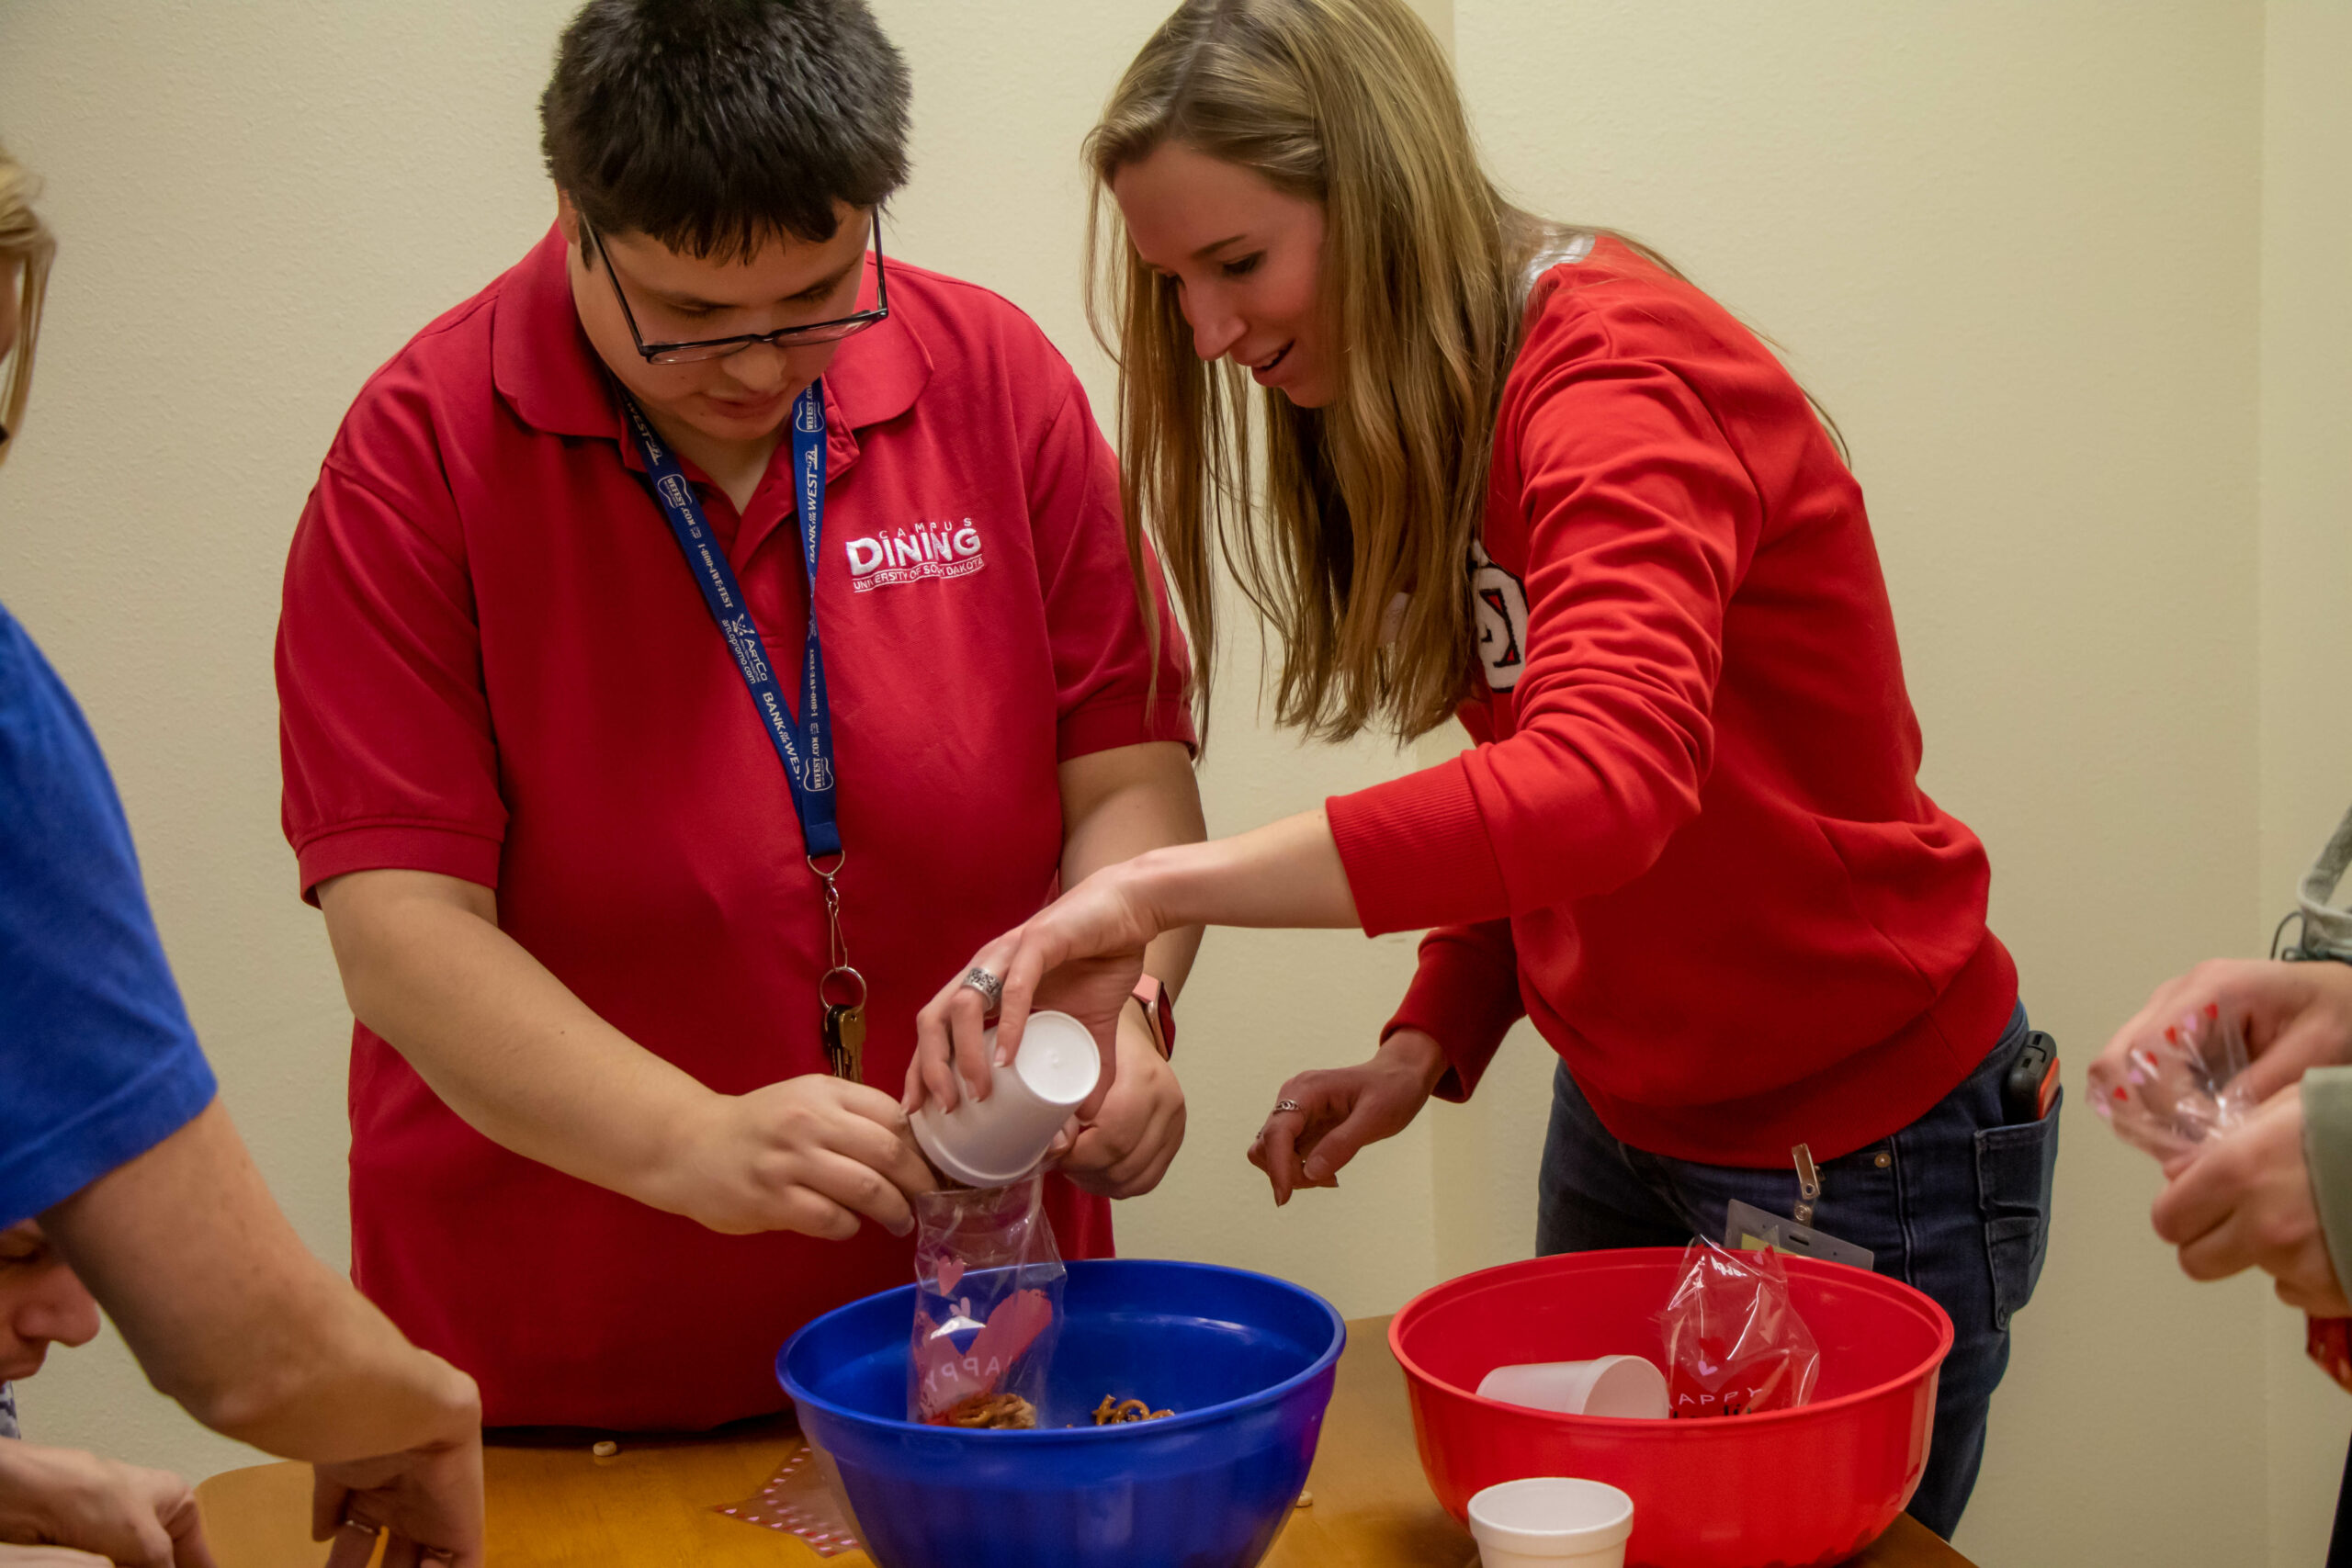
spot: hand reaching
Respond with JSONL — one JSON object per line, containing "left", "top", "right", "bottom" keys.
{"left": 908, "top": 864, "right": 1167, "bottom": 1117}
{"left": 2095, "top": 959, "right": 2352, "bottom": 1110}
{"left": 1248, "top": 1031, "right": 1449, "bottom": 1205}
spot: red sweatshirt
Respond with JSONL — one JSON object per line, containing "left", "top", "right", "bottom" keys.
{"left": 1325, "top": 238, "right": 2015, "bottom": 1168}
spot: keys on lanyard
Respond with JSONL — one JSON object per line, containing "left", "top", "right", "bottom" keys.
{"left": 812, "top": 853, "right": 866, "bottom": 1083}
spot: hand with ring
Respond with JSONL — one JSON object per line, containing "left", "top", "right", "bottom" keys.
{"left": 1249, "top": 1031, "right": 1452, "bottom": 1205}
{"left": 310, "top": 1418, "right": 486, "bottom": 1568}
{"left": 906, "top": 865, "right": 1169, "bottom": 1117}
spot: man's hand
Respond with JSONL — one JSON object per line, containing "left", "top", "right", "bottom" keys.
{"left": 311, "top": 1425, "right": 485, "bottom": 1568}
{"left": 2152, "top": 1085, "right": 2352, "bottom": 1315}
{"left": 1053, "top": 1009, "right": 1186, "bottom": 1198}
{"left": 647, "top": 1076, "right": 936, "bottom": 1239}
{"left": 0, "top": 1442, "right": 214, "bottom": 1568}
{"left": 0, "top": 1549, "right": 111, "bottom": 1565}
{"left": 2096, "top": 959, "right": 2352, "bottom": 1108}
{"left": 1249, "top": 1030, "right": 1450, "bottom": 1205}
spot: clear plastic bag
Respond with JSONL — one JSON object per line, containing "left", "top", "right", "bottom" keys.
{"left": 908, "top": 1176, "right": 1065, "bottom": 1427}
{"left": 2086, "top": 998, "right": 2352, "bottom": 1392}
{"left": 2087, "top": 1000, "right": 2257, "bottom": 1161}
{"left": 1660, "top": 1238, "right": 1822, "bottom": 1418}
{"left": 712, "top": 1441, "right": 864, "bottom": 1557}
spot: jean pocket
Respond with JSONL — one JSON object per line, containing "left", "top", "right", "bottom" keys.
{"left": 1974, "top": 1089, "right": 2062, "bottom": 1330}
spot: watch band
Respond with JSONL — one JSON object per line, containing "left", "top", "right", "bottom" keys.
{"left": 1129, "top": 974, "right": 1175, "bottom": 1060}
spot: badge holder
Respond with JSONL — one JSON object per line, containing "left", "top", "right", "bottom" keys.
{"left": 1722, "top": 1144, "right": 1875, "bottom": 1270}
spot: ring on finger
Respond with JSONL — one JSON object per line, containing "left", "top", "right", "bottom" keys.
{"left": 1270, "top": 1098, "right": 1304, "bottom": 1116}
{"left": 960, "top": 966, "right": 1005, "bottom": 1009}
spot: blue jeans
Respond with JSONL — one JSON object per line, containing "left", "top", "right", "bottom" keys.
{"left": 1535, "top": 1003, "right": 2059, "bottom": 1540}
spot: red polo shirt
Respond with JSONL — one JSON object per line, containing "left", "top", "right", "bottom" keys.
{"left": 277, "top": 225, "right": 1191, "bottom": 1430}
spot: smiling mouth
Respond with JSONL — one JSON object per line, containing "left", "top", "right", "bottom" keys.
{"left": 1248, "top": 344, "right": 1292, "bottom": 375}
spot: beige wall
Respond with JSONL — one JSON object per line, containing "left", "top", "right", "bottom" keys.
{"left": 0, "top": 3, "right": 2344, "bottom": 1563}
{"left": 2259, "top": 6, "right": 2352, "bottom": 1562}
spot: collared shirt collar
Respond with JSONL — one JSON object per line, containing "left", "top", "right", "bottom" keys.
{"left": 490, "top": 222, "right": 933, "bottom": 468}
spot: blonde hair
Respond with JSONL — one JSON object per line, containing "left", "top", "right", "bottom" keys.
{"left": 1087, "top": 0, "right": 1580, "bottom": 743}
{"left": 0, "top": 144, "right": 56, "bottom": 467}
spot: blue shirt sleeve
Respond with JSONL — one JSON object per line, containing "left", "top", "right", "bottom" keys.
{"left": 0, "top": 603, "right": 216, "bottom": 1229}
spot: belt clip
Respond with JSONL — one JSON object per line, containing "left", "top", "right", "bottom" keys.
{"left": 1792, "top": 1143, "right": 1821, "bottom": 1226}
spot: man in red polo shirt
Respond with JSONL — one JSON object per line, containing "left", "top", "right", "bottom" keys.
{"left": 276, "top": 0, "right": 1203, "bottom": 1431}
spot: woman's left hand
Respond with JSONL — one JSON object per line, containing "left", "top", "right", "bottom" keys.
{"left": 2152, "top": 1084, "right": 2352, "bottom": 1315}
{"left": 1051, "top": 1010, "right": 1186, "bottom": 1198}
{"left": 908, "top": 863, "right": 1169, "bottom": 1116}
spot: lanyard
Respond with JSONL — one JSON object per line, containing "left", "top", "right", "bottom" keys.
{"left": 619, "top": 382, "right": 867, "bottom": 1078}
{"left": 621, "top": 386, "right": 839, "bottom": 857}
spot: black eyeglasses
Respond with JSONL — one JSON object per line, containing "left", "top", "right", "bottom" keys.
{"left": 582, "top": 214, "right": 890, "bottom": 365}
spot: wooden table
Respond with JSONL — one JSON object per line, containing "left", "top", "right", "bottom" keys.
{"left": 196, "top": 1318, "right": 1973, "bottom": 1566}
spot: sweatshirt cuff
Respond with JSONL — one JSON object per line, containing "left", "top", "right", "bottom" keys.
{"left": 1326, "top": 758, "right": 1510, "bottom": 936}
{"left": 2304, "top": 1066, "right": 2352, "bottom": 1302}
{"left": 1385, "top": 940, "right": 1526, "bottom": 1102}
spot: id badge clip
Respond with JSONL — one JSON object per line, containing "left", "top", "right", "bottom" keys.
{"left": 1722, "top": 1143, "right": 1875, "bottom": 1270}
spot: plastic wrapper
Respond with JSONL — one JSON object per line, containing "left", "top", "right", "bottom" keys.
{"left": 2087, "top": 1000, "right": 2257, "bottom": 1161}
{"left": 2091, "top": 998, "right": 2352, "bottom": 1392}
{"left": 711, "top": 1442, "right": 863, "bottom": 1557}
{"left": 1660, "top": 1238, "right": 1821, "bottom": 1418}
{"left": 908, "top": 1176, "right": 1065, "bottom": 1427}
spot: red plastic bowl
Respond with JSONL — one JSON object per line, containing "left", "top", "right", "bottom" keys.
{"left": 1392, "top": 1248, "right": 1953, "bottom": 1568}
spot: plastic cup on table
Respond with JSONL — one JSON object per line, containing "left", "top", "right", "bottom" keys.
{"left": 1475, "top": 1356, "right": 1668, "bottom": 1419}
{"left": 911, "top": 1010, "right": 1101, "bottom": 1189}
{"left": 1467, "top": 1478, "right": 1635, "bottom": 1568}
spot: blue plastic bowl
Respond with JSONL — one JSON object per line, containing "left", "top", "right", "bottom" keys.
{"left": 778, "top": 1258, "right": 1346, "bottom": 1568}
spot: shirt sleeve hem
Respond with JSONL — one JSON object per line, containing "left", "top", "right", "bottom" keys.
{"left": 1326, "top": 760, "right": 1511, "bottom": 936}
{"left": 1057, "top": 694, "right": 1198, "bottom": 762}
{"left": 2304, "top": 1066, "right": 2352, "bottom": 1298}
{"left": 0, "top": 1054, "right": 218, "bottom": 1230}
{"left": 1383, "top": 930, "right": 1526, "bottom": 1103}
{"left": 294, "top": 822, "right": 504, "bottom": 905}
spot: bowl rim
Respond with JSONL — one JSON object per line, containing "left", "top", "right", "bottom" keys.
{"left": 779, "top": 1257, "right": 1349, "bottom": 1443}
{"left": 1388, "top": 1246, "right": 1955, "bottom": 1430}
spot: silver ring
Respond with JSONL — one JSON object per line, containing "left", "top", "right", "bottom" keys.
{"left": 1271, "top": 1099, "right": 1304, "bottom": 1116}
{"left": 340, "top": 1518, "right": 376, "bottom": 1534}
{"left": 960, "top": 967, "right": 1004, "bottom": 1008}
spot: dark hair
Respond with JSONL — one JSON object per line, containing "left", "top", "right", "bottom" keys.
{"left": 540, "top": 0, "right": 911, "bottom": 260}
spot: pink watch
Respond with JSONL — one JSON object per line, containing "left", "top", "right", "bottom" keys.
{"left": 1129, "top": 975, "right": 1175, "bottom": 1059}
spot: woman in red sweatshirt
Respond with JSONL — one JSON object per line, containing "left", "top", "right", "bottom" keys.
{"left": 909, "top": 0, "right": 2057, "bottom": 1536}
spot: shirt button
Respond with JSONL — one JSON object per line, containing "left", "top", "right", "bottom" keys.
{"left": 1874, "top": 1151, "right": 1891, "bottom": 1168}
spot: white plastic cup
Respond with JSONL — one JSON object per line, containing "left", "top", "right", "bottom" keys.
{"left": 910, "top": 1010, "right": 1101, "bottom": 1189}
{"left": 1467, "top": 1478, "right": 1634, "bottom": 1568}
{"left": 1475, "top": 1356, "right": 1668, "bottom": 1419}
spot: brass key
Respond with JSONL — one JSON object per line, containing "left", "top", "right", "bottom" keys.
{"left": 834, "top": 1003, "right": 866, "bottom": 1084}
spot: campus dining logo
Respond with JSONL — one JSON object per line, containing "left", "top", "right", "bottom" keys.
{"left": 843, "top": 517, "right": 987, "bottom": 592}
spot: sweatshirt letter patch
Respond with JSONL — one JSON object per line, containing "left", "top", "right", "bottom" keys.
{"left": 1470, "top": 538, "right": 1528, "bottom": 693}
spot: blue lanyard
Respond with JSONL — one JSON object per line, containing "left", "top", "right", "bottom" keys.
{"left": 619, "top": 384, "right": 841, "bottom": 861}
